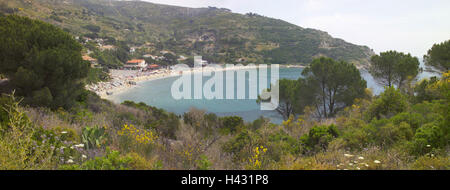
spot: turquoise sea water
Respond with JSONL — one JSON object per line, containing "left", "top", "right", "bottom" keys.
{"left": 109, "top": 63, "right": 438, "bottom": 124}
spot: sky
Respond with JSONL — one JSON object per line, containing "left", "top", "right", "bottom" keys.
{"left": 141, "top": 0, "right": 450, "bottom": 57}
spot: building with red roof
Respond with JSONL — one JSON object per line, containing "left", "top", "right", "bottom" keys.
{"left": 125, "top": 59, "right": 147, "bottom": 70}
{"left": 147, "top": 64, "right": 160, "bottom": 70}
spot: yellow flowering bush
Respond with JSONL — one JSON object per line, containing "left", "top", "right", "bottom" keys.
{"left": 118, "top": 124, "right": 158, "bottom": 145}
{"left": 435, "top": 71, "right": 450, "bottom": 98}
{"left": 247, "top": 145, "right": 268, "bottom": 170}
{"left": 175, "top": 144, "right": 203, "bottom": 169}
{"left": 416, "top": 70, "right": 450, "bottom": 101}
{"left": 282, "top": 115, "right": 304, "bottom": 131}
{"left": 183, "top": 144, "right": 195, "bottom": 161}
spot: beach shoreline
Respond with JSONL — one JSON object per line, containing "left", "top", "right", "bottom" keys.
{"left": 88, "top": 64, "right": 278, "bottom": 99}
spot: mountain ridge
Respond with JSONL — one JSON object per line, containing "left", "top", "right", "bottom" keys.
{"left": 0, "top": 0, "right": 375, "bottom": 66}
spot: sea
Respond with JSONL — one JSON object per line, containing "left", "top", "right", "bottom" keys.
{"left": 108, "top": 62, "right": 439, "bottom": 124}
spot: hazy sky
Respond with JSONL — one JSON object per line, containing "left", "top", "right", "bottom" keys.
{"left": 141, "top": 0, "right": 450, "bottom": 57}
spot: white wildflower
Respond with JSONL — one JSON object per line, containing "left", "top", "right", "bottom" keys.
{"left": 374, "top": 160, "right": 381, "bottom": 164}
{"left": 358, "top": 156, "right": 364, "bottom": 160}
{"left": 82, "top": 155, "right": 87, "bottom": 159}
{"left": 61, "top": 131, "right": 68, "bottom": 134}
{"left": 67, "top": 159, "right": 74, "bottom": 164}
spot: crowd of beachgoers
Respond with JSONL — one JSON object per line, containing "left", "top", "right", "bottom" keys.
{"left": 86, "top": 69, "right": 174, "bottom": 98}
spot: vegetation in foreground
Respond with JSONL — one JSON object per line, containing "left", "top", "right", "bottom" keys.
{"left": 0, "top": 15, "right": 449, "bottom": 170}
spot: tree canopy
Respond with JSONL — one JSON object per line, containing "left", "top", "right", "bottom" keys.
{"left": 301, "top": 57, "right": 367, "bottom": 118}
{"left": 0, "top": 15, "right": 89, "bottom": 109}
{"left": 424, "top": 40, "right": 450, "bottom": 72}
{"left": 369, "top": 51, "right": 420, "bottom": 89}
{"left": 262, "top": 57, "right": 367, "bottom": 119}
{"left": 269, "top": 79, "right": 297, "bottom": 120}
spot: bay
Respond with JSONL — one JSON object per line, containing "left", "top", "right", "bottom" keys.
{"left": 109, "top": 62, "right": 438, "bottom": 124}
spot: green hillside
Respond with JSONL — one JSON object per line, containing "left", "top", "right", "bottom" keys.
{"left": 0, "top": 0, "right": 374, "bottom": 66}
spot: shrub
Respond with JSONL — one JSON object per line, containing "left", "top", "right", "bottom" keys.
{"left": 341, "top": 125, "right": 376, "bottom": 150}
{"left": 220, "top": 116, "right": 244, "bottom": 134}
{"left": 51, "top": 126, "right": 79, "bottom": 142}
{"left": 249, "top": 117, "right": 268, "bottom": 131}
{"left": 59, "top": 150, "right": 158, "bottom": 170}
{"left": 268, "top": 130, "right": 301, "bottom": 157}
{"left": 367, "top": 87, "right": 408, "bottom": 120}
{"left": 196, "top": 155, "right": 212, "bottom": 170}
{"left": 122, "top": 101, "right": 179, "bottom": 139}
{"left": 410, "top": 123, "right": 446, "bottom": 155}
{"left": 30, "top": 87, "right": 53, "bottom": 107}
{"left": 300, "top": 124, "right": 339, "bottom": 153}
{"left": 117, "top": 124, "right": 158, "bottom": 158}
{"left": 33, "top": 126, "right": 85, "bottom": 166}
{"left": 222, "top": 130, "right": 253, "bottom": 162}
{"left": 126, "top": 152, "right": 158, "bottom": 170}
{"left": 246, "top": 146, "right": 269, "bottom": 170}
{"left": 117, "top": 124, "right": 158, "bottom": 145}
{"left": 74, "top": 149, "right": 132, "bottom": 170}
{"left": 414, "top": 77, "right": 440, "bottom": 102}
{"left": 0, "top": 94, "right": 56, "bottom": 169}
{"left": 73, "top": 108, "right": 94, "bottom": 124}
{"left": 411, "top": 156, "right": 450, "bottom": 170}
{"left": 376, "top": 122, "right": 413, "bottom": 146}
{"left": 411, "top": 101, "right": 443, "bottom": 123}
{"left": 390, "top": 112, "right": 424, "bottom": 132}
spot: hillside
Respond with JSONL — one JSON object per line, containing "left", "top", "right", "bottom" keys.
{"left": 0, "top": 0, "right": 375, "bottom": 66}
{"left": 0, "top": 5, "right": 449, "bottom": 172}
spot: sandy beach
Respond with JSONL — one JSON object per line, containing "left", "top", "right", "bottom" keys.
{"left": 88, "top": 64, "right": 271, "bottom": 99}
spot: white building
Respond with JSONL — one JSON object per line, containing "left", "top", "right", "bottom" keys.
{"left": 125, "top": 59, "right": 147, "bottom": 70}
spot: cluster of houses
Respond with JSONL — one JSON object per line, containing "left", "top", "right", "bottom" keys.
{"left": 78, "top": 36, "right": 199, "bottom": 71}
{"left": 77, "top": 36, "right": 117, "bottom": 51}
{"left": 122, "top": 50, "right": 189, "bottom": 71}
{"left": 82, "top": 54, "right": 162, "bottom": 71}
{"left": 82, "top": 55, "right": 100, "bottom": 68}
{"left": 124, "top": 59, "right": 160, "bottom": 71}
